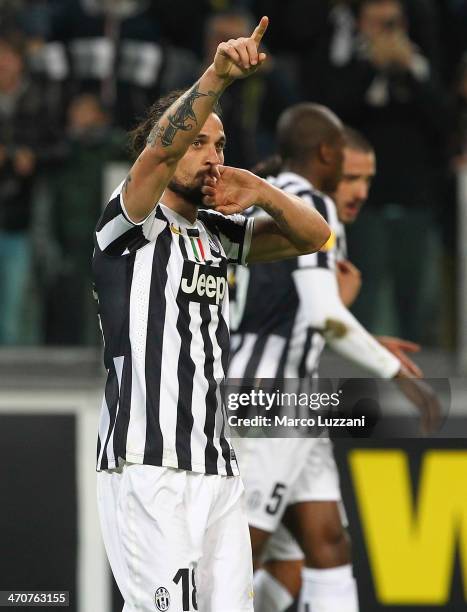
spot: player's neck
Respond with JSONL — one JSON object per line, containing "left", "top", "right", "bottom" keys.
{"left": 284, "top": 162, "right": 324, "bottom": 192}
{"left": 162, "top": 190, "right": 198, "bottom": 225}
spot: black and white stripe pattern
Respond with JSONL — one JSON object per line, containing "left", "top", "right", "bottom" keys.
{"left": 93, "top": 181, "right": 253, "bottom": 475}
{"left": 228, "top": 171, "right": 345, "bottom": 381}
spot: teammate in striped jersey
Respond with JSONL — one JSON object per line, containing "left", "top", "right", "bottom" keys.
{"left": 92, "top": 17, "right": 331, "bottom": 612}
{"left": 228, "top": 108, "right": 441, "bottom": 612}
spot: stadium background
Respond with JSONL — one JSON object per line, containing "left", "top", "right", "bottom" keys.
{"left": 0, "top": 0, "right": 466, "bottom": 610}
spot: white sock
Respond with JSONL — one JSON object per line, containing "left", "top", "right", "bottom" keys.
{"left": 253, "top": 568, "right": 294, "bottom": 612}
{"left": 298, "top": 564, "right": 359, "bottom": 612}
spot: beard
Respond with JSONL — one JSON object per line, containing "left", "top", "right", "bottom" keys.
{"left": 168, "top": 175, "right": 205, "bottom": 209}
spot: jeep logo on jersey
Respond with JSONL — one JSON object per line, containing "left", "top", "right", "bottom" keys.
{"left": 155, "top": 587, "right": 170, "bottom": 611}
{"left": 180, "top": 261, "right": 227, "bottom": 305}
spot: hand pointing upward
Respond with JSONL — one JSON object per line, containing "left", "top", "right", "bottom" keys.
{"left": 214, "top": 16, "right": 269, "bottom": 80}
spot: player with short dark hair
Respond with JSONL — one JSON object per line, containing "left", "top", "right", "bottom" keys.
{"left": 229, "top": 113, "right": 441, "bottom": 612}
{"left": 92, "top": 17, "right": 331, "bottom": 612}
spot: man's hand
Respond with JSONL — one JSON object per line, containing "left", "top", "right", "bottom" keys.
{"left": 336, "top": 260, "right": 362, "bottom": 307}
{"left": 203, "top": 165, "right": 330, "bottom": 262}
{"left": 368, "top": 34, "right": 396, "bottom": 69}
{"left": 378, "top": 336, "right": 423, "bottom": 378}
{"left": 395, "top": 369, "right": 442, "bottom": 434}
{"left": 122, "top": 16, "right": 270, "bottom": 223}
{"left": 202, "top": 165, "right": 260, "bottom": 215}
{"left": 368, "top": 31, "right": 414, "bottom": 71}
{"left": 388, "top": 31, "right": 415, "bottom": 69}
{"left": 214, "top": 16, "right": 268, "bottom": 80}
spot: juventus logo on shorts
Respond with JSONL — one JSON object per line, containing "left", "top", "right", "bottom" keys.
{"left": 155, "top": 587, "right": 171, "bottom": 611}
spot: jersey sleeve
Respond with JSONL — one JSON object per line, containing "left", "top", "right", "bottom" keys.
{"left": 198, "top": 209, "right": 254, "bottom": 265}
{"left": 292, "top": 266, "right": 401, "bottom": 378}
{"left": 94, "top": 180, "right": 159, "bottom": 256}
{"left": 294, "top": 191, "right": 340, "bottom": 271}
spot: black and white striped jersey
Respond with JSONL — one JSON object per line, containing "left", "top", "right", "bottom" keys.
{"left": 228, "top": 171, "right": 346, "bottom": 381}
{"left": 93, "top": 180, "right": 254, "bottom": 475}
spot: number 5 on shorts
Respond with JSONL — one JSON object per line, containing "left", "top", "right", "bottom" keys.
{"left": 173, "top": 568, "right": 198, "bottom": 610}
{"left": 266, "top": 482, "right": 286, "bottom": 515}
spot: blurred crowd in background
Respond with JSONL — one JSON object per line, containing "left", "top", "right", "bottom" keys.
{"left": 0, "top": 0, "right": 466, "bottom": 349}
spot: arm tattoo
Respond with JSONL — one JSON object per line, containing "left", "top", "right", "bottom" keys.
{"left": 123, "top": 173, "right": 132, "bottom": 194}
{"left": 147, "top": 122, "right": 164, "bottom": 147}
{"left": 261, "top": 201, "right": 292, "bottom": 237}
{"left": 149, "top": 82, "right": 219, "bottom": 149}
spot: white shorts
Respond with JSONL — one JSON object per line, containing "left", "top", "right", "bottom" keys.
{"left": 234, "top": 436, "right": 341, "bottom": 533}
{"left": 97, "top": 463, "right": 254, "bottom": 612}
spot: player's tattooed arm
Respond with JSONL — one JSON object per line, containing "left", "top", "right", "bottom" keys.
{"left": 122, "top": 16, "right": 269, "bottom": 223}
{"left": 201, "top": 166, "right": 331, "bottom": 262}
{"left": 259, "top": 199, "right": 292, "bottom": 236}
{"left": 249, "top": 182, "right": 331, "bottom": 263}
{"left": 122, "top": 72, "right": 226, "bottom": 223}
{"left": 143, "top": 15, "right": 269, "bottom": 158}
{"left": 123, "top": 173, "right": 132, "bottom": 195}
{"left": 147, "top": 83, "right": 220, "bottom": 150}
{"left": 146, "top": 122, "right": 164, "bottom": 148}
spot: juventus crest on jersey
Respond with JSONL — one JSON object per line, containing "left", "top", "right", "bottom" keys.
{"left": 229, "top": 171, "right": 346, "bottom": 381}
{"left": 93, "top": 180, "right": 253, "bottom": 476}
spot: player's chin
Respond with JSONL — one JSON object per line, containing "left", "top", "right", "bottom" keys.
{"left": 344, "top": 207, "right": 360, "bottom": 223}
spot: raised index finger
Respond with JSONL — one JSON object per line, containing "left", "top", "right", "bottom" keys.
{"left": 250, "top": 15, "right": 269, "bottom": 45}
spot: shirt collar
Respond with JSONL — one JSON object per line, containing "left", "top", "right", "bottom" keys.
{"left": 159, "top": 202, "right": 200, "bottom": 230}
{"left": 276, "top": 171, "right": 315, "bottom": 191}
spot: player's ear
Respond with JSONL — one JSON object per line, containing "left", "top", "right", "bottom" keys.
{"left": 319, "top": 142, "right": 334, "bottom": 166}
